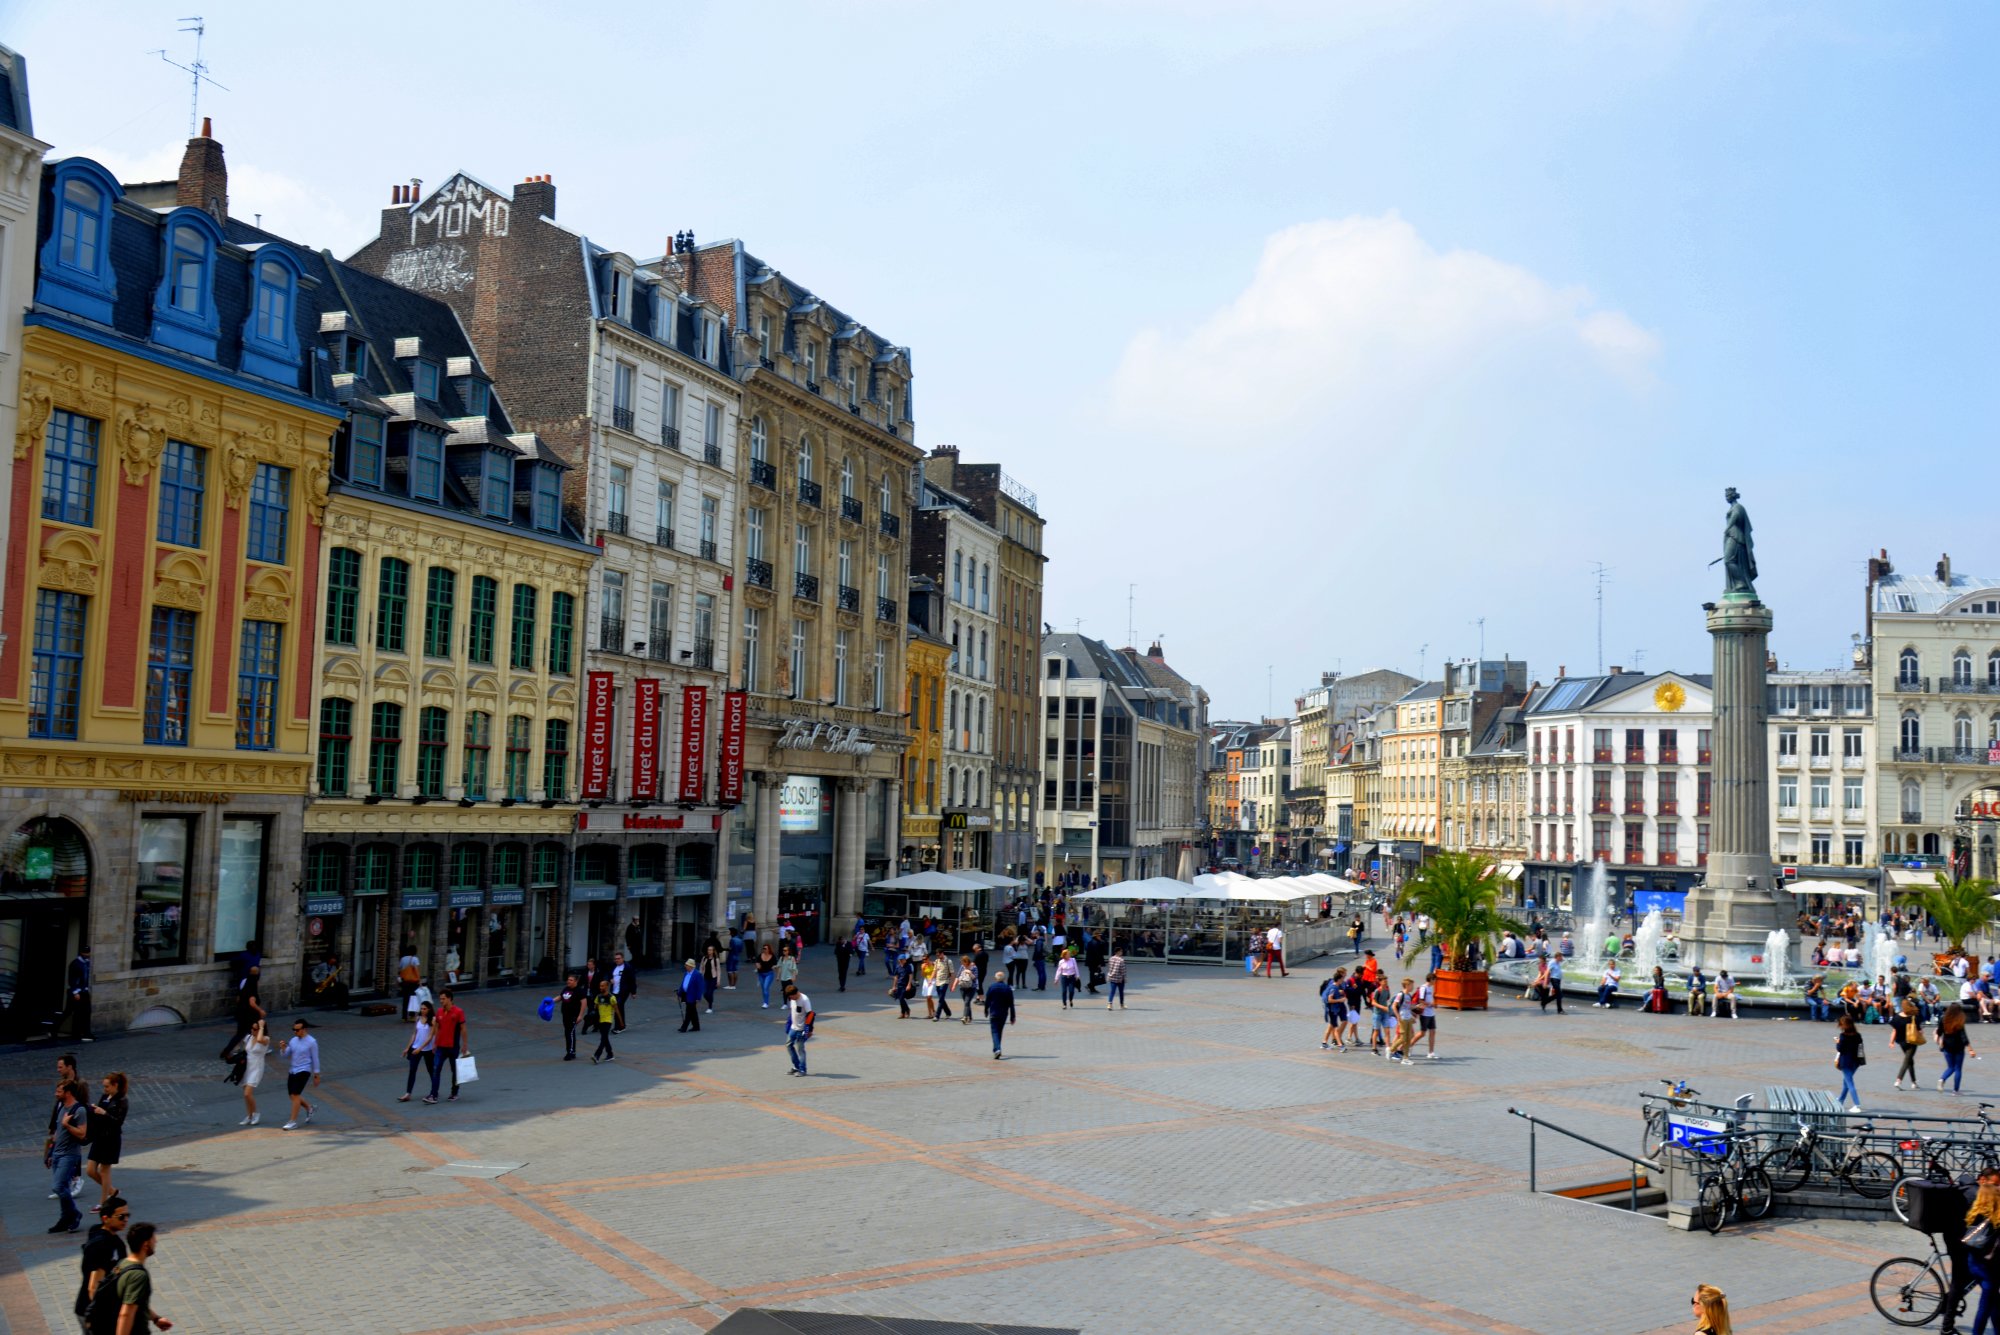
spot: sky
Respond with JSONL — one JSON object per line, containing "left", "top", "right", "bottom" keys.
{"left": 9, "top": 1, "right": 1999, "bottom": 718}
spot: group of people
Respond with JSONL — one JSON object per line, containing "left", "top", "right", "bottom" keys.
{"left": 1317, "top": 954, "right": 1441, "bottom": 1063}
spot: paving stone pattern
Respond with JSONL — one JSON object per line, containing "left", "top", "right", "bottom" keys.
{"left": 0, "top": 958, "right": 1940, "bottom": 1333}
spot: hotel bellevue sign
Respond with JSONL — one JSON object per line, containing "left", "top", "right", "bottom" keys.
{"left": 774, "top": 719, "right": 877, "bottom": 756}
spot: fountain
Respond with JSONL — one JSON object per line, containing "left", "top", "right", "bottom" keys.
{"left": 1575, "top": 862, "right": 1612, "bottom": 973}
{"left": 1872, "top": 925, "right": 1900, "bottom": 987}
{"left": 1763, "top": 927, "right": 1791, "bottom": 992}
{"left": 1633, "top": 909, "right": 1667, "bottom": 980}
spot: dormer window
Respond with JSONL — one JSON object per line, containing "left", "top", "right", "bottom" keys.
{"left": 40, "top": 161, "right": 121, "bottom": 324}
{"left": 252, "top": 260, "right": 290, "bottom": 341}
{"left": 169, "top": 224, "right": 208, "bottom": 313}
{"left": 413, "top": 361, "right": 440, "bottom": 403}
{"left": 846, "top": 366, "right": 858, "bottom": 408}
{"left": 532, "top": 465, "right": 561, "bottom": 533}
{"left": 481, "top": 450, "right": 511, "bottom": 520}
{"left": 58, "top": 176, "right": 106, "bottom": 272}
{"left": 349, "top": 414, "right": 385, "bottom": 489}
{"left": 410, "top": 430, "right": 443, "bottom": 502}
{"left": 339, "top": 336, "right": 368, "bottom": 378}
{"left": 701, "top": 315, "right": 720, "bottom": 364}
{"left": 462, "top": 379, "right": 490, "bottom": 418}
{"left": 150, "top": 208, "right": 224, "bottom": 356}
{"left": 757, "top": 315, "right": 772, "bottom": 362}
{"left": 241, "top": 250, "right": 305, "bottom": 383}
{"left": 803, "top": 341, "right": 818, "bottom": 387}
{"left": 885, "top": 386, "right": 899, "bottom": 425}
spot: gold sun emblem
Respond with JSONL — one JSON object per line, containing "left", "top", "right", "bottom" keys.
{"left": 1654, "top": 680, "right": 1686, "bottom": 713}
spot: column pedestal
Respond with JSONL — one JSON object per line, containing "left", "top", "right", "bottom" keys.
{"left": 1683, "top": 598, "right": 1786, "bottom": 972}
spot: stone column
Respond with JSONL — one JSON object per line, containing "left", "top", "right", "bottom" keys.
{"left": 752, "top": 777, "right": 780, "bottom": 944}
{"left": 1685, "top": 597, "right": 1786, "bottom": 971}
{"left": 834, "top": 778, "right": 864, "bottom": 922}
{"left": 708, "top": 822, "right": 730, "bottom": 939}
{"left": 885, "top": 779, "right": 902, "bottom": 878}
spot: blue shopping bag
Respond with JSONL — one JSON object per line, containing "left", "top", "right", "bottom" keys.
{"left": 537, "top": 997, "right": 556, "bottom": 1021}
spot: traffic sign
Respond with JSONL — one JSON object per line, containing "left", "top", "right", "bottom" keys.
{"left": 1666, "top": 1114, "right": 1729, "bottom": 1156}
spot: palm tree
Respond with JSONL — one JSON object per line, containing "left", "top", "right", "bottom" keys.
{"left": 1394, "top": 851, "right": 1516, "bottom": 972}
{"left": 1896, "top": 871, "right": 1998, "bottom": 957}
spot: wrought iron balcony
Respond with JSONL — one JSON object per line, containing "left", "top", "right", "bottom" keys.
{"left": 841, "top": 495, "right": 864, "bottom": 523}
{"left": 692, "top": 637, "right": 714, "bottom": 670}
{"left": 612, "top": 406, "right": 634, "bottom": 433}
{"left": 700, "top": 539, "right": 717, "bottom": 562}
{"left": 1893, "top": 675, "right": 1929, "bottom": 693}
{"left": 878, "top": 596, "right": 897, "bottom": 622}
{"left": 646, "top": 638, "right": 672, "bottom": 663}
{"left": 606, "top": 512, "right": 629, "bottom": 536}
{"left": 598, "top": 621, "right": 623, "bottom": 653}
{"left": 746, "top": 558, "right": 773, "bottom": 589}
{"left": 838, "top": 584, "right": 861, "bottom": 612}
{"left": 794, "top": 572, "right": 819, "bottom": 601}
{"left": 750, "top": 459, "right": 776, "bottom": 490}
{"left": 661, "top": 424, "right": 680, "bottom": 451}
{"left": 656, "top": 526, "right": 675, "bottom": 550}
{"left": 879, "top": 511, "right": 900, "bottom": 539}
{"left": 798, "top": 478, "right": 822, "bottom": 508}
{"left": 704, "top": 442, "right": 722, "bottom": 467}
{"left": 1592, "top": 748, "right": 1613, "bottom": 763}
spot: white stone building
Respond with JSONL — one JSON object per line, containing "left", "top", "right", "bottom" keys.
{"left": 916, "top": 471, "right": 999, "bottom": 869}
{"left": 1765, "top": 667, "right": 1875, "bottom": 889}
{"left": 0, "top": 48, "right": 43, "bottom": 650}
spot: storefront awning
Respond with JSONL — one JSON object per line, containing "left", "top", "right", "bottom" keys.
{"left": 1350, "top": 842, "right": 1376, "bottom": 863}
{"left": 1494, "top": 861, "right": 1525, "bottom": 881}
{"left": 1886, "top": 867, "right": 1937, "bottom": 889}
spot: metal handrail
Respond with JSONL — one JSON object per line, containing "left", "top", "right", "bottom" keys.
{"left": 1508, "top": 1107, "right": 1661, "bottom": 1211}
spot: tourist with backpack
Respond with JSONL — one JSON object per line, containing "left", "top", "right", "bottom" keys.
{"left": 783, "top": 982, "right": 814, "bottom": 1076}
{"left": 82, "top": 1219, "right": 169, "bottom": 1334}
{"left": 74, "top": 1194, "right": 128, "bottom": 1330}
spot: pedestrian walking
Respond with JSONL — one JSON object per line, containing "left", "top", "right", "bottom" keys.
{"left": 726, "top": 930, "right": 743, "bottom": 990}
{"left": 1320, "top": 969, "right": 1348, "bottom": 1050}
{"left": 891, "top": 952, "right": 915, "bottom": 1018}
{"left": 1010, "top": 938, "right": 1030, "bottom": 987}
{"left": 399, "top": 1002, "right": 436, "bottom": 1102}
{"left": 931, "top": 954, "right": 956, "bottom": 1021}
{"left": 1368, "top": 976, "right": 1395, "bottom": 1053}
{"left": 578, "top": 956, "right": 601, "bottom": 1024}
{"left": 83, "top": 1072, "right": 127, "bottom": 1210}
{"left": 46, "top": 1078, "right": 88, "bottom": 1232}
{"left": 429, "top": 989, "right": 468, "bottom": 1103}
{"left": 955, "top": 955, "right": 979, "bottom": 1025}
{"left": 755, "top": 945, "right": 778, "bottom": 1008}
{"left": 1056, "top": 948, "right": 1081, "bottom": 1007}
{"left": 1261, "top": 923, "right": 1288, "bottom": 977}
{"left": 1031, "top": 931, "right": 1048, "bottom": 990}
{"left": 834, "top": 936, "right": 852, "bottom": 992}
{"left": 1085, "top": 932, "right": 1108, "bottom": 993}
{"left": 85, "top": 1219, "right": 169, "bottom": 1335}
{"left": 1834, "top": 1011, "right": 1865, "bottom": 1111}
{"left": 777, "top": 943, "right": 799, "bottom": 996}
{"left": 398, "top": 945, "right": 423, "bottom": 1021}
{"left": 280, "top": 1019, "right": 321, "bottom": 1129}
{"left": 557, "top": 974, "right": 584, "bottom": 1061}
{"left": 60, "top": 945, "right": 94, "bottom": 1042}
{"left": 238, "top": 1020, "right": 270, "bottom": 1126}
{"left": 783, "top": 982, "right": 814, "bottom": 1076}
{"left": 1691, "top": 1283, "right": 1731, "bottom": 1335}
{"left": 1941, "top": 1002, "right": 1977, "bottom": 1093}
{"left": 611, "top": 952, "right": 632, "bottom": 1033}
{"left": 852, "top": 924, "right": 869, "bottom": 976}
{"left": 677, "top": 959, "right": 704, "bottom": 1032}
{"left": 589, "top": 979, "right": 618, "bottom": 1062}
{"left": 985, "top": 969, "right": 1017, "bottom": 1059}
{"left": 1388, "top": 980, "right": 1417, "bottom": 1065}
{"left": 1106, "top": 947, "right": 1127, "bottom": 1009}
{"left": 973, "top": 940, "right": 991, "bottom": 988}
{"left": 1542, "top": 954, "right": 1566, "bottom": 1013}
{"left": 74, "top": 1194, "right": 128, "bottom": 1331}
{"left": 219, "top": 964, "right": 264, "bottom": 1063}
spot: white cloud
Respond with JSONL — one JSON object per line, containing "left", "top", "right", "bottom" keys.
{"left": 68, "top": 140, "right": 368, "bottom": 251}
{"left": 1109, "top": 212, "right": 1659, "bottom": 441}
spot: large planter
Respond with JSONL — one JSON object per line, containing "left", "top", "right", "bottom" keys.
{"left": 1434, "top": 968, "right": 1488, "bottom": 1011}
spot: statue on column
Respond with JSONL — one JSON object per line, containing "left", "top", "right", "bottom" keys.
{"left": 1717, "top": 486, "right": 1758, "bottom": 598}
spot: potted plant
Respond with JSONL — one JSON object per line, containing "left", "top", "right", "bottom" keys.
{"left": 1898, "top": 871, "right": 1997, "bottom": 975}
{"left": 1394, "top": 851, "right": 1515, "bottom": 1010}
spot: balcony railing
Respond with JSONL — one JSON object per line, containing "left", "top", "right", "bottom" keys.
{"left": 746, "top": 557, "right": 773, "bottom": 589}
{"left": 1563, "top": 800, "right": 1574, "bottom": 815}
{"left": 750, "top": 459, "right": 776, "bottom": 490}
{"left": 1697, "top": 852, "right": 1709, "bottom": 866}
{"left": 646, "top": 638, "right": 671, "bottom": 663}
{"left": 1777, "top": 752, "right": 1798, "bottom": 768}
{"left": 612, "top": 405, "right": 634, "bottom": 433}
{"left": 1895, "top": 747, "right": 1927, "bottom": 763}
{"left": 1591, "top": 798, "right": 1612, "bottom": 814}
{"left": 1592, "top": 747, "right": 1613, "bottom": 763}
{"left": 1624, "top": 750, "right": 1645, "bottom": 764}
{"left": 1697, "top": 800, "right": 1711, "bottom": 816}
{"left": 1659, "top": 852, "right": 1679, "bottom": 866}
{"left": 1698, "top": 748, "right": 1712, "bottom": 765}
{"left": 841, "top": 495, "right": 864, "bottom": 523}
{"left": 599, "top": 621, "right": 623, "bottom": 653}
{"left": 879, "top": 511, "right": 900, "bottom": 539}
{"left": 1939, "top": 678, "right": 1985, "bottom": 695}
{"left": 1623, "top": 799, "right": 1645, "bottom": 815}
{"left": 700, "top": 538, "right": 717, "bottom": 562}
{"left": 1842, "top": 754, "right": 1865, "bottom": 769}
{"left": 1625, "top": 850, "right": 1646, "bottom": 865}
{"left": 692, "top": 637, "right": 714, "bottom": 670}
{"left": 1809, "top": 754, "right": 1831, "bottom": 770}
{"left": 661, "top": 424, "right": 680, "bottom": 451}
{"left": 606, "top": 512, "right": 630, "bottom": 536}
{"left": 836, "top": 584, "right": 861, "bottom": 612}
{"left": 799, "top": 478, "right": 822, "bottom": 508}
{"left": 1894, "top": 675, "right": 1929, "bottom": 693}
{"left": 1659, "top": 799, "right": 1678, "bottom": 815}
{"left": 704, "top": 442, "right": 722, "bottom": 467}
{"left": 794, "top": 572, "right": 819, "bottom": 601}
{"left": 1778, "top": 804, "right": 1800, "bottom": 818}
{"left": 656, "top": 526, "right": 675, "bottom": 550}
{"left": 878, "top": 596, "right": 898, "bottom": 623}
{"left": 1659, "top": 748, "right": 1678, "bottom": 765}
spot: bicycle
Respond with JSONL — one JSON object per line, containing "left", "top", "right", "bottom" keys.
{"left": 1871, "top": 1232, "right": 1954, "bottom": 1327}
{"left": 1892, "top": 1104, "right": 2000, "bottom": 1223}
{"left": 1694, "top": 1137, "right": 1775, "bottom": 1234}
{"left": 1641, "top": 1079, "right": 1701, "bottom": 1158}
{"left": 1758, "top": 1117, "right": 1898, "bottom": 1198}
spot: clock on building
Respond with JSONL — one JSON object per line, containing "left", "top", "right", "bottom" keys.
{"left": 1654, "top": 681, "right": 1686, "bottom": 713}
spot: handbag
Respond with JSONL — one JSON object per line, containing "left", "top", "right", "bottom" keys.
{"left": 455, "top": 1053, "right": 480, "bottom": 1084}
{"left": 1968, "top": 1219, "right": 1993, "bottom": 1252}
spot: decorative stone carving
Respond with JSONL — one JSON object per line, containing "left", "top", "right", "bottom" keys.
{"left": 15, "top": 375, "right": 50, "bottom": 460}
{"left": 39, "top": 559, "right": 98, "bottom": 595}
{"left": 153, "top": 578, "right": 206, "bottom": 611}
{"left": 117, "top": 403, "right": 164, "bottom": 484}
{"left": 242, "top": 594, "right": 289, "bottom": 621}
{"left": 221, "top": 431, "right": 258, "bottom": 508}
{"left": 303, "top": 453, "right": 331, "bottom": 524}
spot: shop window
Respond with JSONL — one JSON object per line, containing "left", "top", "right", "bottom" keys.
{"left": 213, "top": 818, "right": 267, "bottom": 962}
{"left": 134, "top": 815, "right": 193, "bottom": 966}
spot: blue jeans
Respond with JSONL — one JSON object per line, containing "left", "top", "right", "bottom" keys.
{"left": 50, "top": 1150, "right": 81, "bottom": 1225}
{"left": 1808, "top": 996, "right": 1830, "bottom": 1021}
{"left": 431, "top": 1042, "right": 458, "bottom": 1098}
{"left": 1971, "top": 1253, "right": 1996, "bottom": 1335}
{"left": 406, "top": 1049, "right": 434, "bottom": 1093}
{"left": 1596, "top": 985, "right": 1617, "bottom": 1007}
{"left": 1035, "top": 960, "right": 1047, "bottom": 989}
{"left": 1060, "top": 976, "right": 1079, "bottom": 1005}
{"left": 758, "top": 973, "right": 774, "bottom": 1005}
{"left": 787, "top": 1029, "right": 810, "bottom": 1074}
{"left": 1837, "top": 1064, "right": 1860, "bottom": 1105}
{"left": 1945, "top": 1048, "right": 1968, "bottom": 1091}
{"left": 989, "top": 1016, "right": 1007, "bottom": 1054}
{"left": 855, "top": 952, "right": 866, "bottom": 975}
{"left": 1107, "top": 980, "right": 1125, "bottom": 1006}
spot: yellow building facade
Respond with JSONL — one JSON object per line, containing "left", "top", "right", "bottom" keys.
{"left": 901, "top": 617, "right": 950, "bottom": 870}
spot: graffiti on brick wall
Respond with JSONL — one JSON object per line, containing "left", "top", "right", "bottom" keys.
{"left": 409, "top": 175, "right": 510, "bottom": 245}
{"left": 382, "top": 243, "right": 475, "bottom": 294}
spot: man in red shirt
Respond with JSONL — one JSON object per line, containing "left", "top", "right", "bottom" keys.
{"left": 428, "top": 990, "right": 469, "bottom": 1104}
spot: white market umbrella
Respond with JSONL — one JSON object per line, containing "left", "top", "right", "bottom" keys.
{"left": 1788, "top": 880, "right": 1873, "bottom": 898}
{"left": 866, "top": 871, "right": 988, "bottom": 892}
{"left": 953, "top": 870, "right": 1029, "bottom": 889}
{"left": 1074, "top": 876, "right": 1201, "bottom": 901}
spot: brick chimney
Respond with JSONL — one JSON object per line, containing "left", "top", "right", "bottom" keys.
{"left": 177, "top": 118, "right": 228, "bottom": 222}
{"left": 515, "top": 173, "right": 556, "bottom": 221}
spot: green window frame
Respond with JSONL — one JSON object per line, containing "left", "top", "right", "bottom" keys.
{"left": 316, "top": 698, "right": 352, "bottom": 796}
{"left": 423, "top": 566, "right": 456, "bottom": 658}
{"left": 368, "top": 701, "right": 402, "bottom": 796}
{"left": 462, "top": 711, "right": 491, "bottom": 800}
{"left": 376, "top": 557, "right": 409, "bottom": 652}
{"left": 416, "top": 705, "right": 448, "bottom": 799}
{"left": 505, "top": 714, "right": 531, "bottom": 799}
{"left": 325, "top": 548, "right": 361, "bottom": 646}
{"left": 542, "top": 718, "right": 569, "bottom": 798}
{"left": 548, "top": 591, "right": 575, "bottom": 675}
{"left": 468, "top": 575, "right": 497, "bottom": 664}
{"left": 509, "top": 583, "right": 538, "bottom": 670}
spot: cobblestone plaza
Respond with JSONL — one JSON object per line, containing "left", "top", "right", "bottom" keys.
{"left": 0, "top": 961, "right": 1927, "bottom": 1333}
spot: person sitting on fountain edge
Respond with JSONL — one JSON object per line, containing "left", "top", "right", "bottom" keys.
{"left": 1804, "top": 974, "right": 1830, "bottom": 1021}
{"left": 1686, "top": 964, "right": 1709, "bottom": 1017}
{"left": 1713, "top": 970, "right": 1739, "bottom": 1019}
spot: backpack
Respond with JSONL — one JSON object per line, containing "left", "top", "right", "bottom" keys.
{"left": 84, "top": 1259, "right": 140, "bottom": 1335}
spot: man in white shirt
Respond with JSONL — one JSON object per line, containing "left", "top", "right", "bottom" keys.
{"left": 1264, "top": 924, "right": 1288, "bottom": 977}
{"left": 1417, "top": 973, "right": 1439, "bottom": 1058}
{"left": 783, "top": 983, "right": 813, "bottom": 1076}
{"left": 610, "top": 953, "right": 630, "bottom": 1033}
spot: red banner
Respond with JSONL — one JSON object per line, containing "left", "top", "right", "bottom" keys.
{"left": 718, "top": 690, "right": 748, "bottom": 805}
{"left": 581, "top": 671, "right": 615, "bottom": 799}
{"left": 631, "top": 679, "right": 661, "bottom": 801}
{"left": 678, "top": 685, "right": 709, "bottom": 804}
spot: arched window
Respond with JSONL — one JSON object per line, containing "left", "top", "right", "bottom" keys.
{"left": 1900, "top": 648, "right": 1920, "bottom": 684}
{"left": 169, "top": 223, "right": 209, "bottom": 314}
{"left": 979, "top": 630, "right": 988, "bottom": 679}
{"left": 1901, "top": 710, "right": 1921, "bottom": 753}
{"left": 1956, "top": 650, "right": 1974, "bottom": 687}
{"left": 1884, "top": 831, "right": 1900, "bottom": 857}
{"left": 946, "top": 766, "right": 958, "bottom": 806}
{"left": 1903, "top": 779, "right": 1923, "bottom": 823}
{"left": 750, "top": 417, "right": 767, "bottom": 463}
{"left": 950, "top": 621, "right": 960, "bottom": 671}
{"left": 1924, "top": 832, "right": 1942, "bottom": 857}
{"left": 948, "top": 690, "right": 958, "bottom": 740}
{"left": 42, "top": 163, "right": 121, "bottom": 324}
{"left": 976, "top": 771, "right": 985, "bottom": 807}
{"left": 1957, "top": 714, "right": 1974, "bottom": 751}
{"left": 152, "top": 209, "right": 225, "bottom": 353}
{"left": 1990, "top": 651, "right": 2000, "bottom": 688}
{"left": 57, "top": 176, "right": 107, "bottom": 272}
{"left": 241, "top": 249, "right": 304, "bottom": 378}
{"left": 253, "top": 258, "right": 292, "bottom": 341}
{"left": 797, "top": 435, "right": 813, "bottom": 482}
{"left": 840, "top": 456, "right": 855, "bottom": 499}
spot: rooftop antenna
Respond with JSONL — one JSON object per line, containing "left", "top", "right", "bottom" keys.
{"left": 1127, "top": 583, "right": 1135, "bottom": 649}
{"left": 150, "top": 17, "right": 228, "bottom": 137}
{"left": 1589, "top": 561, "right": 1613, "bottom": 675}
{"left": 1472, "top": 617, "right": 1486, "bottom": 662}
{"left": 1418, "top": 643, "right": 1429, "bottom": 681}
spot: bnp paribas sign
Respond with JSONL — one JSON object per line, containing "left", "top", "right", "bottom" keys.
{"left": 775, "top": 719, "right": 876, "bottom": 756}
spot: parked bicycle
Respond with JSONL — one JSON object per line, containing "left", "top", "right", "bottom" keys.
{"left": 1641, "top": 1079, "right": 1702, "bottom": 1157}
{"left": 1695, "top": 1136, "right": 1775, "bottom": 1234}
{"left": 1758, "top": 1117, "right": 1898, "bottom": 1198}
{"left": 1892, "top": 1103, "right": 2000, "bottom": 1223}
